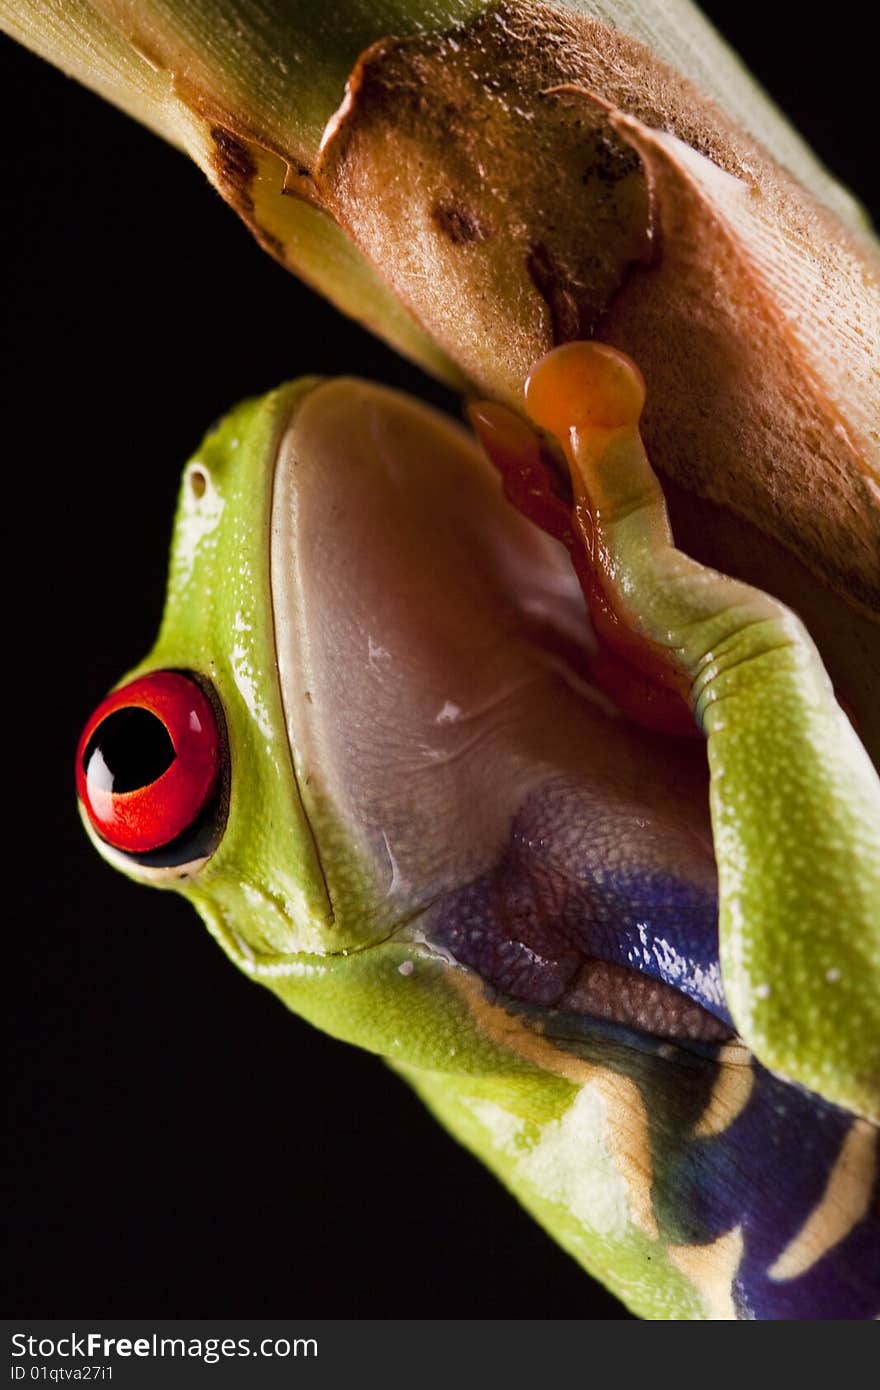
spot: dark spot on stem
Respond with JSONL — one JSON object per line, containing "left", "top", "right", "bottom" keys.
{"left": 584, "top": 130, "right": 642, "bottom": 187}
{"left": 210, "top": 126, "right": 257, "bottom": 215}
{"left": 526, "top": 242, "right": 582, "bottom": 342}
{"left": 432, "top": 200, "right": 492, "bottom": 244}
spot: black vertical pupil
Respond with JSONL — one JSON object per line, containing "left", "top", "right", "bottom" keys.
{"left": 83, "top": 707, "right": 176, "bottom": 793}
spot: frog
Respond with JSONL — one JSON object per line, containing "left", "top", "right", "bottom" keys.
{"left": 76, "top": 342, "right": 879, "bottom": 1320}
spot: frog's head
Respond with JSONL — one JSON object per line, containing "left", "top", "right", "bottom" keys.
{"left": 76, "top": 374, "right": 878, "bottom": 1320}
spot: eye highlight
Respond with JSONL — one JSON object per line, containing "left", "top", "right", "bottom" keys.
{"left": 76, "top": 671, "right": 221, "bottom": 856}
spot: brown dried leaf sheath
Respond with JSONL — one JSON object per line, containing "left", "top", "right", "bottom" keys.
{"left": 314, "top": 2, "right": 880, "bottom": 616}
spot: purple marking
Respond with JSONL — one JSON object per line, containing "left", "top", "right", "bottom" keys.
{"left": 423, "top": 769, "right": 879, "bottom": 1318}
{"left": 653, "top": 1054, "right": 879, "bottom": 1318}
{"left": 559, "top": 868, "right": 729, "bottom": 1023}
{"left": 528, "top": 1009, "right": 879, "bottom": 1317}
{"left": 428, "top": 779, "right": 729, "bottom": 1025}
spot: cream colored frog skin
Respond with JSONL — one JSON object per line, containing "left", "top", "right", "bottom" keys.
{"left": 76, "top": 352, "right": 879, "bottom": 1320}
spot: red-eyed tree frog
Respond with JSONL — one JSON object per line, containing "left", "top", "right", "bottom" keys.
{"left": 76, "top": 344, "right": 879, "bottom": 1320}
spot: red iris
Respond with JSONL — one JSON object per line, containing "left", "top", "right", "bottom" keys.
{"left": 76, "top": 671, "right": 221, "bottom": 854}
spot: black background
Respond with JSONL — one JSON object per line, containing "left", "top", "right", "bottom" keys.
{"left": 4, "top": 5, "right": 876, "bottom": 1318}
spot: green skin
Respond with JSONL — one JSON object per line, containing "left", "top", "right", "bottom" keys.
{"left": 81, "top": 372, "right": 880, "bottom": 1320}
{"left": 565, "top": 419, "right": 880, "bottom": 1121}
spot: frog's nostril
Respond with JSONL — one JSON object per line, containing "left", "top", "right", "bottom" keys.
{"left": 188, "top": 465, "right": 208, "bottom": 499}
{"left": 76, "top": 671, "right": 221, "bottom": 855}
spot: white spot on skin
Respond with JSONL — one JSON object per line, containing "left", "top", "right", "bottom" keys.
{"left": 649, "top": 934, "right": 726, "bottom": 1009}
{"left": 175, "top": 463, "right": 225, "bottom": 584}
{"left": 518, "top": 1086, "right": 631, "bottom": 1236}
{"left": 637, "top": 923, "right": 652, "bottom": 966}
{"left": 825, "top": 967, "right": 841, "bottom": 983}
{"left": 755, "top": 983, "right": 772, "bottom": 999}
{"left": 468, "top": 1099, "right": 526, "bottom": 1153}
{"left": 398, "top": 960, "right": 414, "bottom": 977}
{"left": 230, "top": 640, "right": 274, "bottom": 741}
{"left": 252, "top": 958, "right": 320, "bottom": 980}
{"left": 435, "top": 701, "right": 462, "bottom": 724}
{"left": 368, "top": 637, "right": 391, "bottom": 666}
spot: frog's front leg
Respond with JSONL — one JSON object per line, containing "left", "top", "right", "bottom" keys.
{"left": 524, "top": 342, "right": 880, "bottom": 1122}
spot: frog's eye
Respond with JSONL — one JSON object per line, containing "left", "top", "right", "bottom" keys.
{"left": 76, "top": 672, "right": 222, "bottom": 861}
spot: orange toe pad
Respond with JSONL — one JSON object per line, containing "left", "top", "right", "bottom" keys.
{"left": 525, "top": 342, "right": 646, "bottom": 442}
